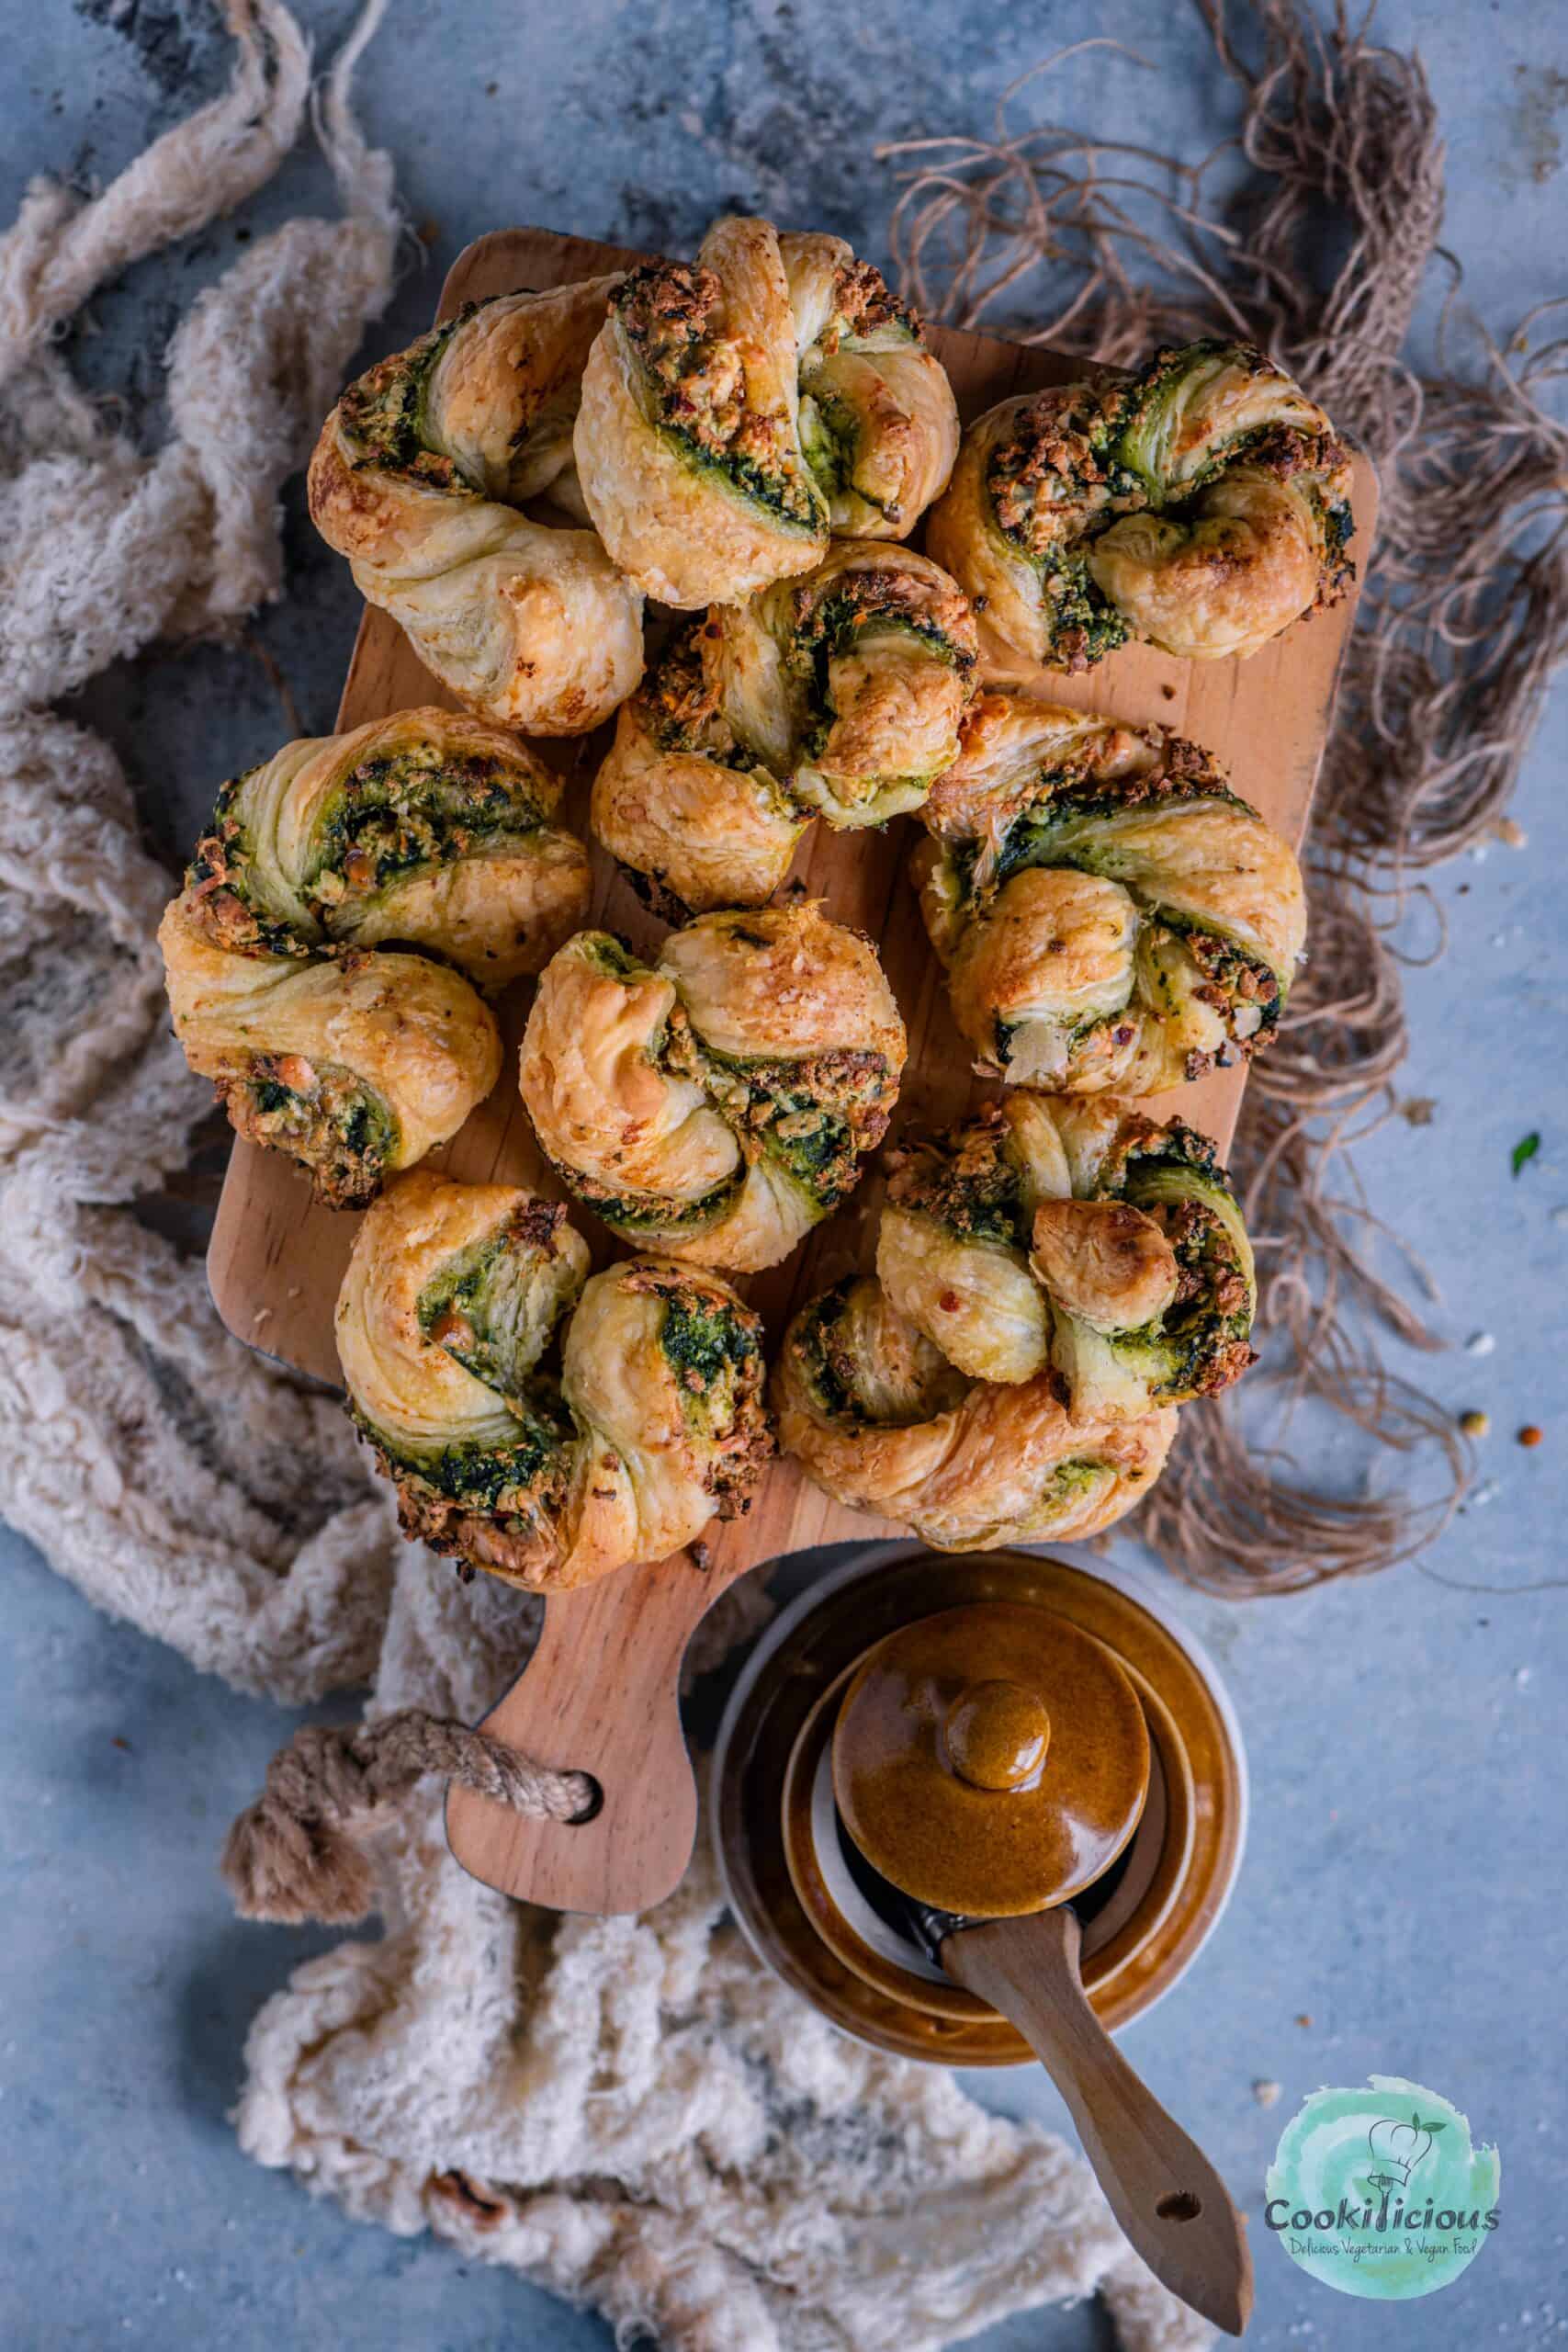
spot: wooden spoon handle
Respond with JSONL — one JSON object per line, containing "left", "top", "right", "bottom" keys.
{"left": 942, "top": 1908, "right": 1253, "bottom": 2335}
{"left": 444, "top": 1545, "right": 724, "bottom": 1915}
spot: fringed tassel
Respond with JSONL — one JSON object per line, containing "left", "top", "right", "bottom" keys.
{"left": 220, "top": 1710, "right": 595, "bottom": 1924}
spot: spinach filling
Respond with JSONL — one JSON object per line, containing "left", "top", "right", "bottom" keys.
{"left": 659, "top": 1287, "right": 762, "bottom": 1447}
{"left": 798, "top": 390, "right": 861, "bottom": 502}
{"left": 891, "top": 1137, "right": 1027, "bottom": 1250}
{"left": 694, "top": 1044, "right": 886, "bottom": 1211}
{"left": 227, "top": 1057, "right": 398, "bottom": 1208}
{"left": 1035, "top": 556, "right": 1132, "bottom": 667}
{"left": 306, "top": 748, "right": 544, "bottom": 914}
{"left": 671, "top": 429, "right": 823, "bottom": 532}
{"left": 794, "top": 1283, "right": 868, "bottom": 1422}
{"left": 584, "top": 1169, "right": 746, "bottom": 1236}
{"left": 337, "top": 306, "right": 470, "bottom": 481}
{"left": 415, "top": 1224, "right": 570, "bottom": 1404}
{"left": 387, "top": 1419, "right": 569, "bottom": 1516}
{"left": 389, "top": 1219, "right": 581, "bottom": 1514}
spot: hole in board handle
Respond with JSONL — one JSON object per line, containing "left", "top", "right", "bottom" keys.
{"left": 1156, "top": 2190, "right": 1202, "bottom": 2223}
{"left": 568, "top": 1775, "right": 604, "bottom": 1825}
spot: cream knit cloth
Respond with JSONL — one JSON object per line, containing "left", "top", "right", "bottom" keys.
{"left": 0, "top": 8, "right": 1213, "bottom": 2345}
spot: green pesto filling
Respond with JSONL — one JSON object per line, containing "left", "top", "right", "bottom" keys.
{"left": 245, "top": 1069, "right": 395, "bottom": 1169}
{"left": 1033, "top": 555, "right": 1132, "bottom": 666}
{"left": 659, "top": 1288, "right": 761, "bottom": 1439}
{"left": 581, "top": 1166, "right": 744, "bottom": 1238}
{"left": 414, "top": 1229, "right": 571, "bottom": 1404}
{"left": 795, "top": 1282, "right": 864, "bottom": 1421}
{"left": 798, "top": 392, "right": 857, "bottom": 502}
{"left": 338, "top": 306, "right": 470, "bottom": 477}
{"left": 696, "top": 1045, "right": 878, "bottom": 1211}
{"left": 898, "top": 1150, "right": 1027, "bottom": 1250}
{"left": 368, "top": 1414, "right": 568, "bottom": 1515}
{"left": 308, "top": 749, "right": 543, "bottom": 906}
{"left": 1032, "top": 1459, "right": 1110, "bottom": 1514}
{"left": 664, "top": 424, "right": 823, "bottom": 533}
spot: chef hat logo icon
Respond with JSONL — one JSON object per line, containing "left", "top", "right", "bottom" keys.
{"left": 1366, "top": 2109, "right": 1446, "bottom": 2188}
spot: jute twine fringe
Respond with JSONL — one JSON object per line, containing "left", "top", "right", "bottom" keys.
{"left": 220, "top": 1711, "right": 594, "bottom": 1924}
{"left": 883, "top": 0, "right": 1567, "bottom": 1596}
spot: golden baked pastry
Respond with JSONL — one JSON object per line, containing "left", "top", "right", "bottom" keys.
{"left": 159, "top": 708, "right": 590, "bottom": 1205}
{"left": 336, "top": 1170, "right": 772, "bottom": 1591}
{"left": 574, "top": 215, "right": 959, "bottom": 607}
{"left": 309, "top": 280, "right": 645, "bottom": 734}
{"left": 914, "top": 690, "right": 1305, "bottom": 1092}
{"left": 926, "top": 338, "right": 1353, "bottom": 669}
{"left": 774, "top": 1274, "right": 1176, "bottom": 1551}
{"left": 878, "top": 1093, "right": 1255, "bottom": 1416}
{"left": 591, "top": 542, "right": 978, "bottom": 916}
{"left": 518, "top": 903, "right": 907, "bottom": 1272}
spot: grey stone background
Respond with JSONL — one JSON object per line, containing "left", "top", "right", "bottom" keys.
{"left": 1, "top": 2, "right": 1564, "bottom": 2346}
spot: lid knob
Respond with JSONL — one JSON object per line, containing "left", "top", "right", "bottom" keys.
{"left": 942, "top": 1679, "right": 1050, "bottom": 1791}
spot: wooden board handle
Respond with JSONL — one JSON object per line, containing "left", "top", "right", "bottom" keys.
{"left": 444, "top": 1545, "right": 733, "bottom": 1915}
{"left": 943, "top": 1907, "right": 1254, "bottom": 2335}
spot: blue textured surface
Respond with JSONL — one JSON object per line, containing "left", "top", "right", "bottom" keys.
{"left": 2, "top": 4, "right": 1566, "bottom": 2347}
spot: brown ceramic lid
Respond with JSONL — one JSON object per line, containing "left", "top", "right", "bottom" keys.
{"left": 831, "top": 1600, "right": 1151, "bottom": 1918}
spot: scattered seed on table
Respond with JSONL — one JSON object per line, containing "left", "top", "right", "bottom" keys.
{"left": 1518, "top": 1425, "right": 1544, "bottom": 1448}
{"left": 1459, "top": 1409, "right": 1490, "bottom": 1438}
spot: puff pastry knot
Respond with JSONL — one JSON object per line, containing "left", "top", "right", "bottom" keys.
{"left": 927, "top": 337, "right": 1353, "bottom": 669}
{"left": 913, "top": 690, "right": 1305, "bottom": 1094}
{"left": 591, "top": 541, "right": 978, "bottom": 916}
{"left": 309, "top": 280, "right": 645, "bottom": 733}
{"left": 519, "top": 902, "right": 907, "bottom": 1273}
{"left": 878, "top": 1093, "right": 1256, "bottom": 1418}
{"left": 337, "top": 1171, "right": 772, "bottom": 1591}
{"left": 159, "top": 709, "right": 590, "bottom": 1205}
{"left": 775, "top": 1274, "right": 1176, "bottom": 1551}
{"left": 573, "top": 215, "right": 959, "bottom": 607}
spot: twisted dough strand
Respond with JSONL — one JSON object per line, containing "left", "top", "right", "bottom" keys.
{"left": 159, "top": 707, "right": 589, "bottom": 1204}
{"left": 310, "top": 280, "right": 645, "bottom": 733}
{"left": 914, "top": 690, "right": 1305, "bottom": 1095}
{"left": 927, "top": 337, "right": 1353, "bottom": 669}
{"left": 337, "top": 1170, "right": 773, "bottom": 1592}
{"left": 575, "top": 216, "right": 959, "bottom": 608}
{"left": 591, "top": 541, "right": 978, "bottom": 916}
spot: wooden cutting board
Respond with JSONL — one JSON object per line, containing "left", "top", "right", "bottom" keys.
{"left": 206, "top": 225, "right": 1376, "bottom": 1913}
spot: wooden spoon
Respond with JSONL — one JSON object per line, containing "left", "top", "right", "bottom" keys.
{"left": 942, "top": 1905, "right": 1253, "bottom": 2335}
